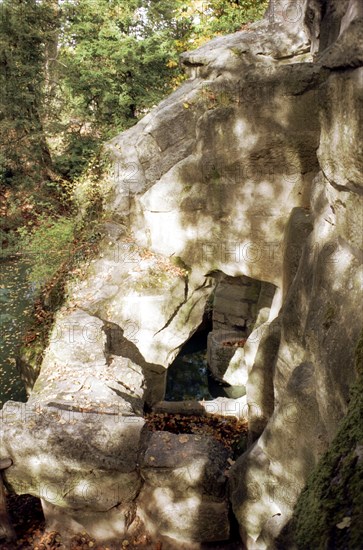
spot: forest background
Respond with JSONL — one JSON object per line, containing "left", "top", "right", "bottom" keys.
{"left": 0, "top": 0, "right": 268, "bottom": 283}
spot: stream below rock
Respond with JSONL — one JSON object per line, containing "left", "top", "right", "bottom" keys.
{"left": 0, "top": 257, "right": 35, "bottom": 408}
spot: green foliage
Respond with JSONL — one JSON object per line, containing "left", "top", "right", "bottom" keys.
{"left": 58, "top": 0, "right": 191, "bottom": 140}
{"left": 1, "top": 0, "right": 268, "bottom": 193}
{"left": 53, "top": 133, "right": 100, "bottom": 180}
{"left": 170, "top": 255, "right": 191, "bottom": 274}
{"left": 0, "top": 0, "right": 57, "bottom": 184}
{"left": 71, "top": 149, "right": 112, "bottom": 220}
{"left": 18, "top": 217, "right": 76, "bottom": 288}
{"left": 199, "top": 0, "right": 268, "bottom": 35}
{"left": 55, "top": 0, "right": 268, "bottom": 145}
{"left": 1, "top": 0, "right": 268, "bottom": 243}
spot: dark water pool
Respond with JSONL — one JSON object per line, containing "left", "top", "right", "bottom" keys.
{"left": 165, "top": 329, "right": 245, "bottom": 401}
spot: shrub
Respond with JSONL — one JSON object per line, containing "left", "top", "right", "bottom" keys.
{"left": 18, "top": 216, "right": 76, "bottom": 288}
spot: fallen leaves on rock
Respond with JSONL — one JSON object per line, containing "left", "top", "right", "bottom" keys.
{"left": 222, "top": 339, "right": 246, "bottom": 348}
{"left": 0, "top": 487, "right": 243, "bottom": 549}
{"left": 145, "top": 411, "right": 248, "bottom": 453}
{"left": 0, "top": 493, "right": 159, "bottom": 549}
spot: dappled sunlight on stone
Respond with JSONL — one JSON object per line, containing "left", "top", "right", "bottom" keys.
{"left": 232, "top": 119, "right": 258, "bottom": 151}
{"left": 139, "top": 485, "right": 230, "bottom": 543}
{"left": 42, "top": 499, "right": 134, "bottom": 542}
{"left": 1, "top": 1, "right": 362, "bottom": 547}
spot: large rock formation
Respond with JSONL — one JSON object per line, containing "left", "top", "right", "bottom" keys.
{"left": 0, "top": 0, "right": 362, "bottom": 547}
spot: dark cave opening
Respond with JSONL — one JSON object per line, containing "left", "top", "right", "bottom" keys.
{"left": 165, "top": 272, "right": 276, "bottom": 402}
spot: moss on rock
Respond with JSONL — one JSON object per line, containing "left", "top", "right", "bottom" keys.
{"left": 278, "top": 332, "right": 363, "bottom": 549}
{"left": 17, "top": 224, "right": 102, "bottom": 394}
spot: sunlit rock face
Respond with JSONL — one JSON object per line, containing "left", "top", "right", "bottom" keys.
{"left": 0, "top": 0, "right": 362, "bottom": 546}
{"left": 138, "top": 432, "right": 231, "bottom": 543}
{"left": 228, "top": 1, "right": 363, "bottom": 548}
{"left": 120, "top": 62, "right": 321, "bottom": 288}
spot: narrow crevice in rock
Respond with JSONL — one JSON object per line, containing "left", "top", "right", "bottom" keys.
{"left": 101, "top": 319, "right": 166, "bottom": 407}
{"left": 153, "top": 276, "right": 189, "bottom": 336}
{"left": 102, "top": 320, "right": 162, "bottom": 373}
{"left": 322, "top": 167, "right": 363, "bottom": 196}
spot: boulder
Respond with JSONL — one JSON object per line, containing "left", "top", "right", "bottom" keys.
{"left": 132, "top": 59, "right": 321, "bottom": 287}
{"left": 207, "top": 330, "right": 246, "bottom": 382}
{"left": 138, "top": 487, "right": 230, "bottom": 544}
{"left": 138, "top": 431, "right": 230, "bottom": 543}
{"left": 0, "top": 401, "right": 144, "bottom": 540}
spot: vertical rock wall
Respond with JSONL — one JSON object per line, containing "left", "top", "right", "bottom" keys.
{"left": 229, "top": 2, "right": 363, "bottom": 547}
